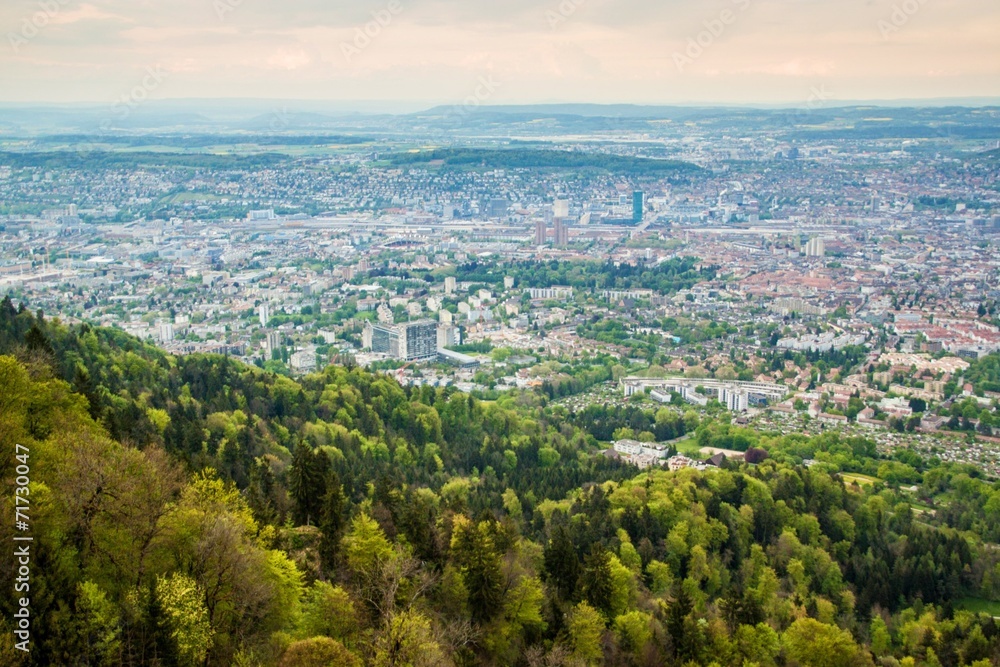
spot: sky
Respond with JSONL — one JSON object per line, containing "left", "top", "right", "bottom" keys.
{"left": 1, "top": 0, "right": 998, "bottom": 108}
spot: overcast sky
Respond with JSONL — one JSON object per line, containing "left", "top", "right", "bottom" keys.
{"left": 2, "top": 0, "right": 997, "bottom": 107}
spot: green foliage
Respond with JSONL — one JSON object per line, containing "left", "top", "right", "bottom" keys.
{"left": 75, "top": 581, "right": 122, "bottom": 665}
{"left": 544, "top": 523, "right": 579, "bottom": 600}
{"left": 782, "top": 618, "right": 863, "bottom": 667}
{"left": 156, "top": 573, "right": 214, "bottom": 666}
{"left": 389, "top": 147, "right": 703, "bottom": 177}
{"left": 455, "top": 256, "right": 715, "bottom": 294}
{"left": 961, "top": 352, "right": 1000, "bottom": 394}
{"left": 613, "top": 610, "right": 653, "bottom": 653}
{"left": 288, "top": 442, "right": 329, "bottom": 526}
{"left": 279, "top": 637, "right": 361, "bottom": 667}
{"left": 580, "top": 545, "right": 615, "bottom": 617}
{"left": 4, "top": 303, "right": 1000, "bottom": 666}
{"left": 343, "top": 513, "right": 394, "bottom": 581}
{"left": 567, "top": 601, "right": 605, "bottom": 665}
{"left": 371, "top": 609, "right": 445, "bottom": 667}
{"left": 450, "top": 516, "right": 506, "bottom": 624}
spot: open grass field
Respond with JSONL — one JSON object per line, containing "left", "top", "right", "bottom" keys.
{"left": 957, "top": 597, "right": 1000, "bottom": 617}
{"left": 840, "top": 473, "right": 880, "bottom": 487}
{"left": 673, "top": 436, "right": 703, "bottom": 457}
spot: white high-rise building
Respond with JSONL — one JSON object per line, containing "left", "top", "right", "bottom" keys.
{"left": 290, "top": 349, "right": 317, "bottom": 373}
{"left": 159, "top": 322, "right": 174, "bottom": 343}
{"left": 266, "top": 331, "right": 282, "bottom": 358}
{"left": 720, "top": 387, "right": 749, "bottom": 413}
{"left": 438, "top": 324, "right": 460, "bottom": 349}
{"left": 258, "top": 303, "right": 271, "bottom": 327}
{"left": 444, "top": 276, "right": 457, "bottom": 295}
{"left": 805, "top": 238, "right": 826, "bottom": 258}
{"left": 553, "top": 199, "right": 570, "bottom": 218}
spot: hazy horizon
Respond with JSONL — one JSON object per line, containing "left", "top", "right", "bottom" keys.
{"left": 3, "top": 97, "right": 1000, "bottom": 112}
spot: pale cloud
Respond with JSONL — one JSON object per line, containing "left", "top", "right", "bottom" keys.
{"left": 48, "top": 3, "right": 130, "bottom": 25}
{"left": 0, "top": 0, "right": 996, "bottom": 103}
{"left": 265, "top": 48, "right": 312, "bottom": 71}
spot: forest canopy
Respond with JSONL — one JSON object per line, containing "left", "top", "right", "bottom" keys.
{"left": 2, "top": 299, "right": 1000, "bottom": 666}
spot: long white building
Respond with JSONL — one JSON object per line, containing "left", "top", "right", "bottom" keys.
{"left": 622, "top": 376, "right": 788, "bottom": 406}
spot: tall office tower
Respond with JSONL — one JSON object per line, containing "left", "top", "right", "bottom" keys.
{"left": 633, "top": 191, "right": 645, "bottom": 224}
{"left": 535, "top": 219, "right": 547, "bottom": 245}
{"left": 554, "top": 218, "right": 569, "bottom": 246}
{"left": 553, "top": 199, "right": 569, "bottom": 218}
{"left": 258, "top": 303, "right": 270, "bottom": 327}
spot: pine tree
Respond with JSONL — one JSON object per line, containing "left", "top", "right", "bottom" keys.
{"left": 73, "top": 365, "right": 103, "bottom": 421}
{"left": 246, "top": 458, "right": 277, "bottom": 525}
{"left": 543, "top": 524, "right": 579, "bottom": 601}
{"left": 452, "top": 520, "right": 504, "bottom": 624}
{"left": 25, "top": 322, "right": 54, "bottom": 355}
{"left": 319, "top": 472, "right": 345, "bottom": 572}
{"left": 141, "top": 580, "right": 179, "bottom": 667}
{"left": 579, "top": 545, "right": 613, "bottom": 617}
{"left": 0, "top": 294, "right": 15, "bottom": 318}
{"left": 666, "top": 585, "right": 694, "bottom": 661}
{"left": 288, "top": 443, "right": 328, "bottom": 526}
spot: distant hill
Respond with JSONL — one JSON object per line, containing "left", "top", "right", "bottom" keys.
{"left": 388, "top": 147, "right": 703, "bottom": 176}
{"left": 0, "top": 150, "right": 289, "bottom": 170}
{"left": 1, "top": 100, "right": 997, "bottom": 137}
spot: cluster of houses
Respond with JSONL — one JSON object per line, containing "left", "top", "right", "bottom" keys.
{"left": 605, "top": 439, "right": 748, "bottom": 471}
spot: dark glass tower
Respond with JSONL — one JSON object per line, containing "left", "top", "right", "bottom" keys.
{"left": 632, "top": 191, "right": 644, "bottom": 223}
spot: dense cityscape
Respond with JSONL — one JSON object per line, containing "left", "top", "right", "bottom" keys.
{"left": 3, "top": 1, "right": 1000, "bottom": 662}
{"left": 4, "top": 108, "right": 1000, "bottom": 481}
